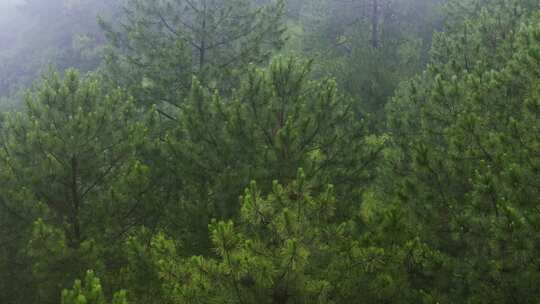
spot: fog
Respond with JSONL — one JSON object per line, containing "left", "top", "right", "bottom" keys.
{"left": 0, "top": 0, "right": 116, "bottom": 101}
{"left": 0, "top": 0, "right": 441, "bottom": 104}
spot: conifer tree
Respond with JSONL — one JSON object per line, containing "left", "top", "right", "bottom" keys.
{"left": 159, "top": 57, "right": 384, "bottom": 255}
{"left": 61, "top": 270, "right": 128, "bottom": 304}
{"left": 130, "top": 170, "right": 447, "bottom": 303}
{"left": 101, "top": 0, "right": 286, "bottom": 111}
{"left": 0, "top": 69, "right": 152, "bottom": 303}
{"left": 150, "top": 172, "right": 339, "bottom": 303}
{"left": 290, "top": 0, "right": 445, "bottom": 123}
{"left": 380, "top": 0, "right": 540, "bottom": 301}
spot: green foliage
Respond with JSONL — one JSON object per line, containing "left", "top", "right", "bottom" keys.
{"left": 4, "top": 1, "right": 540, "bottom": 304}
{"left": 286, "top": 0, "right": 445, "bottom": 123}
{"left": 383, "top": 1, "right": 540, "bottom": 302}
{"left": 62, "top": 270, "right": 128, "bottom": 304}
{"left": 101, "top": 0, "right": 286, "bottom": 109}
{"left": 0, "top": 69, "right": 152, "bottom": 303}
{"left": 154, "top": 172, "right": 338, "bottom": 303}
{"left": 2, "top": 68, "right": 147, "bottom": 244}
{"left": 160, "top": 57, "right": 383, "bottom": 254}
{"left": 117, "top": 229, "right": 171, "bottom": 304}
{"left": 141, "top": 171, "right": 450, "bottom": 303}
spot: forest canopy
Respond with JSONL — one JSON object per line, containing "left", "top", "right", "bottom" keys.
{"left": 1, "top": 0, "right": 540, "bottom": 303}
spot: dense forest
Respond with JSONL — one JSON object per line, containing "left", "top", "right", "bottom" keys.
{"left": 1, "top": 0, "right": 539, "bottom": 303}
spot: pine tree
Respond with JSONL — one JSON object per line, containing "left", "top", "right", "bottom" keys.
{"left": 289, "top": 0, "right": 445, "bottom": 124}
{"left": 159, "top": 57, "right": 384, "bottom": 255}
{"left": 0, "top": 69, "right": 152, "bottom": 303}
{"left": 100, "top": 0, "right": 286, "bottom": 111}
{"left": 153, "top": 172, "right": 339, "bottom": 303}
{"left": 131, "top": 170, "right": 447, "bottom": 303}
{"left": 381, "top": 0, "right": 540, "bottom": 301}
{"left": 61, "top": 270, "right": 127, "bottom": 304}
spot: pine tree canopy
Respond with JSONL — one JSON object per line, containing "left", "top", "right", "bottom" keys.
{"left": 1, "top": 0, "right": 540, "bottom": 303}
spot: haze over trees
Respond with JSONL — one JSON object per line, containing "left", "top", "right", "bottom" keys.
{"left": 1, "top": 0, "right": 540, "bottom": 303}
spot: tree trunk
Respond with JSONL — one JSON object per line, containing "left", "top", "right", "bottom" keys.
{"left": 70, "top": 156, "right": 81, "bottom": 248}
{"left": 199, "top": 0, "right": 207, "bottom": 71}
{"left": 371, "top": 0, "right": 379, "bottom": 48}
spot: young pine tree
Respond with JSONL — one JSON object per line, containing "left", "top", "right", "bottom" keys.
{"left": 61, "top": 271, "right": 127, "bottom": 304}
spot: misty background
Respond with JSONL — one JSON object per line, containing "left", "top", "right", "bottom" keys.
{"left": 0, "top": 0, "right": 117, "bottom": 105}
{"left": 0, "top": 0, "right": 442, "bottom": 113}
